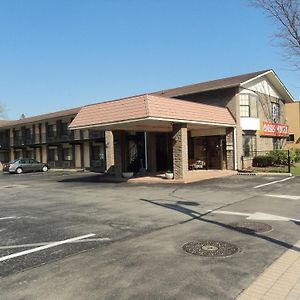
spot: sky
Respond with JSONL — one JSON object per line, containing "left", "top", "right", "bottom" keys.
{"left": 1, "top": 0, "right": 300, "bottom": 120}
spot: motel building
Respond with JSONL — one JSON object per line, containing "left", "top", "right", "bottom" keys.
{"left": 0, "top": 70, "right": 295, "bottom": 180}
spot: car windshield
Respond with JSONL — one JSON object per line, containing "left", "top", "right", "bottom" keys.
{"left": 10, "top": 159, "right": 19, "bottom": 164}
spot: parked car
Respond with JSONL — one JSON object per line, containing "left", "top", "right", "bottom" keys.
{"left": 2, "top": 159, "right": 49, "bottom": 174}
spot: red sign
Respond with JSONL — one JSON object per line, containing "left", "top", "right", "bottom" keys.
{"left": 260, "top": 121, "right": 289, "bottom": 137}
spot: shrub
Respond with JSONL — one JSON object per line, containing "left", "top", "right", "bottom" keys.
{"left": 268, "top": 150, "right": 288, "bottom": 165}
{"left": 252, "top": 156, "right": 273, "bottom": 167}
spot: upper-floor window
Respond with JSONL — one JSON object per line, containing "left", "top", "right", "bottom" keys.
{"left": 240, "top": 94, "right": 258, "bottom": 118}
{"left": 47, "top": 124, "right": 57, "bottom": 137}
{"left": 61, "top": 122, "right": 69, "bottom": 135}
{"left": 272, "top": 103, "right": 280, "bottom": 123}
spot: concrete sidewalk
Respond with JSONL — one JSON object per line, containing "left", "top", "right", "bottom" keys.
{"left": 237, "top": 240, "right": 300, "bottom": 300}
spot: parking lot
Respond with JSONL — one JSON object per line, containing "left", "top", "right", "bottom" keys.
{"left": 0, "top": 171, "right": 299, "bottom": 299}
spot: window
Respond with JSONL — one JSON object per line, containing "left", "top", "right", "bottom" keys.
{"left": 240, "top": 94, "right": 258, "bottom": 117}
{"left": 273, "top": 138, "right": 283, "bottom": 150}
{"left": 243, "top": 134, "right": 257, "bottom": 157}
{"left": 62, "top": 147, "right": 72, "bottom": 161}
{"left": 61, "top": 123, "right": 69, "bottom": 135}
{"left": 48, "top": 148, "right": 58, "bottom": 161}
{"left": 47, "top": 124, "right": 57, "bottom": 137}
{"left": 287, "top": 134, "right": 295, "bottom": 142}
{"left": 272, "top": 103, "right": 280, "bottom": 123}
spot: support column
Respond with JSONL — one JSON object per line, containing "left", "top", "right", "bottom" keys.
{"left": 226, "top": 127, "right": 235, "bottom": 170}
{"left": 75, "top": 144, "right": 82, "bottom": 168}
{"left": 41, "top": 123, "right": 46, "bottom": 144}
{"left": 105, "top": 131, "right": 115, "bottom": 173}
{"left": 9, "top": 128, "right": 14, "bottom": 147}
{"left": 41, "top": 145, "right": 47, "bottom": 163}
{"left": 172, "top": 123, "right": 188, "bottom": 180}
{"left": 113, "top": 131, "right": 125, "bottom": 177}
{"left": 83, "top": 142, "right": 90, "bottom": 169}
{"left": 10, "top": 148, "right": 14, "bottom": 161}
{"left": 36, "top": 148, "right": 41, "bottom": 162}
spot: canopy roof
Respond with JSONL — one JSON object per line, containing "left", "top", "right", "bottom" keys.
{"left": 69, "top": 94, "right": 235, "bottom": 131}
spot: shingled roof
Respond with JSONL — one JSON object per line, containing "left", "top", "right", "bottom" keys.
{"left": 153, "top": 70, "right": 270, "bottom": 97}
{"left": 0, "top": 107, "right": 81, "bottom": 129}
{"left": 69, "top": 94, "right": 236, "bottom": 129}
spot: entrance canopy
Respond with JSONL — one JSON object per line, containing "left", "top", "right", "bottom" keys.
{"left": 69, "top": 94, "right": 236, "bottom": 131}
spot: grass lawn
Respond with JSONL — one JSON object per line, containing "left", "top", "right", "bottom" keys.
{"left": 291, "top": 166, "right": 300, "bottom": 176}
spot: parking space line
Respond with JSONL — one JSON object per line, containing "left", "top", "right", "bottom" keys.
{"left": 0, "top": 233, "right": 95, "bottom": 262}
{"left": 0, "top": 216, "right": 17, "bottom": 220}
{"left": 0, "top": 237, "right": 111, "bottom": 250}
{"left": 265, "top": 194, "right": 300, "bottom": 200}
{"left": 253, "top": 176, "right": 294, "bottom": 189}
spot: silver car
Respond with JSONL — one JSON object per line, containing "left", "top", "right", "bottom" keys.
{"left": 3, "top": 159, "right": 49, "bottom": 174}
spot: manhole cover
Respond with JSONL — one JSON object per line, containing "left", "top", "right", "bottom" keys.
{"left": 231, "top": 221, "right": 272, "bottom": 234}
{"left": 182, "top": 240, "right": 239, "bottom": 257}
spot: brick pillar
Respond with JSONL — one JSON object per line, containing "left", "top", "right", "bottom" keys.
{"left": 226, "top": 128, "right": 235, "bottom": 170}
{"left": 113, "top": 131, "right": 125, "bottom": 177}
{"left": 172, "top": 123, "right": 188, "bottom": 180}
{"left": 147, "top": 132, "right": 157, "bottom": 172}
{"left": 105, "top": 131, "right": 115, "bottom": 173}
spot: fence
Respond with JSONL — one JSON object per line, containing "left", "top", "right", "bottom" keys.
{"left": 241, "top": 149, "right": 296, "bottom": 173}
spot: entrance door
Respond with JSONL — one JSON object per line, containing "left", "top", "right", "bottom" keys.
{"left": 156, "top": 133, "right": 171, "bottom": 172}
{"left": 206, "top": 136, "right": 226, "bottom": 169}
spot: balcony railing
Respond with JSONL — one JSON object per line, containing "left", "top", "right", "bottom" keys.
{"left": 46, "top": 132, "right": 74, "bottom": 143}
{"left": 0, "top": 139, "right": 10, "bottom": 149}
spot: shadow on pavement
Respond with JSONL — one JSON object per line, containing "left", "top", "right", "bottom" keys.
{"left": 140, "top": 198, "right": 300, "bottom": 253}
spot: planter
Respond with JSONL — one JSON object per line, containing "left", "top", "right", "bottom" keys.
{"left": 122, "top": 172, "right": 134, "bottom": 178}
{"left": 165, "top": 172, "right": 174, "bottom": 179}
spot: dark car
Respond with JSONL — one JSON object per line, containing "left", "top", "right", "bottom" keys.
{"left": 3, "top": 158, "right": 49, "bottom": 174}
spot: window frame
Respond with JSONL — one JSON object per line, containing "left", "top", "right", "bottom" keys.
{"left": 240, "top": 94, "right": 258, "bottom": 118}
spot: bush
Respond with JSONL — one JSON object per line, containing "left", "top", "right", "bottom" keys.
{"left": 268, "top": 150, "right": 288, "bottom": 165}
{"left": 252, "top": 156, "right": 273, "bottom": 167}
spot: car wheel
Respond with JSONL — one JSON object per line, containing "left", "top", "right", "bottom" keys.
{"left": 42, "top": 166, "right": 48, "bottom": 172}
{"left": 16, "top": 167, "right": 23, "bottom": 174}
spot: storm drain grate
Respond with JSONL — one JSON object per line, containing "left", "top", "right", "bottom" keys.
{"left": 231, "top": 221, "right": 272, "bottom": 234}
{"left": 182, "top": 240, "right": 239, "bottom": 257}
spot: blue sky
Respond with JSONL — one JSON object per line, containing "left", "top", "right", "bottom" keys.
{"left": 1, "top": 0, "right": 299, "bottom": 120}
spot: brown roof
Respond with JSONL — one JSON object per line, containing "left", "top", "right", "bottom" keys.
{"left": 153, "top": 70, "right": 270, "bottom": 97}
{"left": 69, "top": 94, "right": 235, "bottom": 129}
{"left": 0, "top": 120, "right": 13, "bottom": 127}
{"left": 0, "top": 107, "right": 81, "bottom": 129}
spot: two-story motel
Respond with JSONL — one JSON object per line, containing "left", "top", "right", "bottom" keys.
{"left": 0, "top": 70, "right": 294, "bottom": 180}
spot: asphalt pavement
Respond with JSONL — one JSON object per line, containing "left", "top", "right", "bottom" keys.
{"left": 0, "top": 171, "right": 299, "bottom": 299}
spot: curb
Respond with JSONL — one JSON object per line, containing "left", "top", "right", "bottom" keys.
{"left": 238, "top": 172, "right": 292, "bottom": 176}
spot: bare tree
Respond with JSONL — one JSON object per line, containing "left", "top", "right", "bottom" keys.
{"left": 250, "top": 0, "right": 300, "bottom": 66}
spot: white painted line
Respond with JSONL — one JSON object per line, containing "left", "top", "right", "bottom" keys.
{"left": 210, "top": 210, "right": 251, "bottom": 217}
{"left": 0, "top": 233, "right": 95, "bottom": 262}
{"left": 0, "top": 237, "right": 110, "bottom": 250}
{"left": 191, "top": 212, "right": 200, "bottom": 217}
{"left": 0, "top": 216, "right": 17, "bottom": 220}
{"left": 265, "top": 194, "right": 300, "bottom": 200}
{"left": 208, "top": 210, "right": 300, "bottom": 223}
{"left": 253, "top": 176, "right": 294, "bottom": 189}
